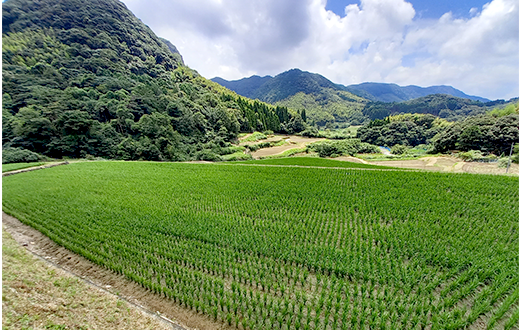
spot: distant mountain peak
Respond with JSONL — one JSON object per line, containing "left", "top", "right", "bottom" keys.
{"left": 212, "top": 71, "right": 489, "bottom": 104}
{"left": 345, "top": 82, "right": 490, "bottom": 103}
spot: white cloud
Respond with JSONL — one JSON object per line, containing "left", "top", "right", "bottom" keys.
{"left": 121, "top": 0, "right": 519, "bottom": 100}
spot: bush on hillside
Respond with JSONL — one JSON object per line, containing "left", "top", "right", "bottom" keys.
{"left": 458, "top": 150, "right": 498, "bottom": 162}
{"left": 2, "top": 147, "right": 47, "bottom": 164}
{"left": 194, "top": 150, "right": 222, "bottom": 162}
{"left": 307, "top": 139, "right": 378, "bottom": 157}
{"left": 390, "top": 144, "right": 409, "bottom": 155}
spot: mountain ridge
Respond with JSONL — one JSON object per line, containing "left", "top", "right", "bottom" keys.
{"left": 345, "top": 82, "right": 490, "bottom": 103}
{"left": 211, "top": 69, "right": 490, "bottom": 103}
{"left": 211, "top": 68, "right": 494, "bottom": 127}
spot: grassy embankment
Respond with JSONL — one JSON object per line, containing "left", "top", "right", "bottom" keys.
{"left": 2, "top": 229, "right": 170, "bottom": 330}
{"left": 2, "top": 162, "right": 46, "bottom": 173}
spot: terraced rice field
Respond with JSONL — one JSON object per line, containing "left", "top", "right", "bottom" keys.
{"left": 3, "top": 161, "right": 518, "bottom": 329}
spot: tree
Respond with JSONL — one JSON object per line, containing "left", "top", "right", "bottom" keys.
{"left": 11, "top": 106, "right": 55, "bottom": 152}
{"left": 286, "top": 113, "right": 305, "bottom": 133}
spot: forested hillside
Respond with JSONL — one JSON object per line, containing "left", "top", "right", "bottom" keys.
{"left": 2, "top": 0, "right": 295, "bottom": 162}
{"left": 212, "top": 70, "right": 500, "bottom": 128}
{"left": 361, "top": 94, "right": 499, "bottom": 121}
{"left": 357, "top": 103, "right": 519, "bottom": 155}
{"left": 345, "top": 82, "right": 490, "bottom": 103}
{"left": 215, "top": 69, "right": 368, "bottom": 128}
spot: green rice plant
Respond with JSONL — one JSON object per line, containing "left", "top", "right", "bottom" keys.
{"left": 2, "top": 162, "right": 46, "bottom": 172}
{"left": 231, "top": 156, "right": 398, "bottom": 169}
{"left": 486, "top": 287, "right": 519, "bottom": 329}
{"left": 504, "top": 308, "right": 519, "bottom": 330}
{"left": 2, "top": 161, "right": 518, "bottom": 330}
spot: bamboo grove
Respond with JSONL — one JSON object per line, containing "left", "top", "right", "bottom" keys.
{"left": 2, "top": 161, "right": 518, "bottom": 329}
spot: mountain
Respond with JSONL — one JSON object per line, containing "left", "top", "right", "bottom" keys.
{"left": 158, "top": 37, "right": 184, "bottom": 66}
{"left": 2, "top": 0, "right": 293, "bottom": 162}
{"left": 213, "top": 69, "right": 368, "bottom": 127}
{"left": 211, "top": 70, "right": 491, "bottom": 127}
{"left": 345, "top": 82, "right": 490, "bottom": 103}
{"left": 213, "top": 73, "right": 490, "bottom": 104}
{"left": 212, "top": 75, "right": 271, "bottom": 99}
{"left": 362, "top": 94, "right": 490, "bottom": 122}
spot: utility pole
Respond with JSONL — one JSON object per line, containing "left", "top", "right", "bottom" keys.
{"left": 506, "top": 143, "right": 514, "bottom": 174}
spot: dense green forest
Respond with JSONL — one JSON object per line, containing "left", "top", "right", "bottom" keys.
{"left": 345, "top": 82, "right": 489, "bottom": 103}
{"left": 361, "top": 94, "right": 514, "bottom": 121}
{"left": 212, "top": 71, "right": 504, "bottom": 128}
{"left": 357, "top": 104, "right": 519, "bottom": 155}
{"left": 214, "top": 69, "right": 368, "bottom": 128}
{"left": 2, "top": 0, "right": 297, "bottom": 162}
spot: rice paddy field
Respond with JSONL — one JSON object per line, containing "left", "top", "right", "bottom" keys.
{"left": 2, "top": 162, "right": 46, "bottom": 173}
{"left": 2, "top": 161, "right": 518, "bottom": 330}
{"left": 231, "top": 157, "right": 397, "bottom": 169}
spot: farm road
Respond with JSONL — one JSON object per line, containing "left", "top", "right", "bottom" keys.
{"left": 2, "top": 161, "right": 69, "bottom": 177}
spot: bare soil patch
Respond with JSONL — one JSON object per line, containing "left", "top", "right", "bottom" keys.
{"left": 251, "top": 135, "right": 324, "bottom": 158}
{"left": 2, "top": 212, "right": 231, "bottom": 330}
{"left": 369, "top": 156, "right": 519, "bottom": 175}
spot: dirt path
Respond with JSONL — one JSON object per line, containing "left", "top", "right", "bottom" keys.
{"left": 251, "top": 136, "right": 324, "bottom": 158}
{"left": 2, "top": 161, "right": 69, "bottom": 177}
{"left": 2, "top": 212, "right": 230, "bottom": 330}
{"left": 369, "top": 156, "right": 519, "bottom": 175}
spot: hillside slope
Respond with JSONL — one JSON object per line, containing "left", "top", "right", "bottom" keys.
{"left": 362, "top": 94, "right": 490, "bottom": 121}
{"left": 215, "top": 69, "right": 368, "bottom": 127}
{"left": 345, "top": 82, "right": 490, "bottom": 103}
{"left": 2, "top": 0, "right": 293, "bottom": 161}
{"left": 212, "top": 75, "right": 271, "bottom": 98}
{"left": 211, "top": 69, "right": 492, "bottom": 127}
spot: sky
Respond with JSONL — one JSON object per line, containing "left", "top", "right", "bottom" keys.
{"left": 121, "top": 0, "right": 519, "bottom": 100}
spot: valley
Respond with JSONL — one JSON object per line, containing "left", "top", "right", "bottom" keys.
{"left": 2, "top": 0, "right": 519, "bottom": 329}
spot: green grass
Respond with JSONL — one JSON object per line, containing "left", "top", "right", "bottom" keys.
{"left": 232, "top": 156, "right": 399, "bottom": 169}
{"left": 239, "top": 131, "right": 267, "bottom": 143}
{"left": 259, "top": 147, "right": 308, "bottom": 159}
{"left": 221, "top": 151, "right": 253, "bottom": 161}
{"left": 2, "top": 230, "right": 170, "bottom": 329}
{"left": 2, "top": 162, "right": 46, "bottom": 172}
{"left": 3, "top": 161, "right": 518, "bottom": 330}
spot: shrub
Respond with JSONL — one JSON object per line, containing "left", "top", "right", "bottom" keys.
{"left": 307, "top": 139, "right": 378, "bottom": 157}
{"left": 458, "top": 150, "right": 498, "bottom": 162}
{"left": 300, "top": 127, "right": 321, "bottom": 138}
{"left": 2, "top": 147, "right": 46, "bottom": 164}
{"left": 194, "top": 150, "right": 222, "bottom": 161}
{"left": 391, "top": 144, "right": 409, "bottom": 155}
{"left": 219, "top": 146, "right": 245, "bottom": 155}
{"left": 241, "top": 132, "right": 267, "bottom": 143}
{"left": 222, "top": 152, "right": 253, "bottom": 161}
{"left": 498, "top": 158, "right": 510, "bottom": 168}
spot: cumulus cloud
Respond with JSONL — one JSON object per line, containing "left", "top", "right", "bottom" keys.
{"left": 122, "top": 0, "right": 519, "bottom": 100}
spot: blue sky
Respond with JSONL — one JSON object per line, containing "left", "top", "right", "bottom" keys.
{"left": 326, "top": 0, "right": 491, "bottom": 19}
{"left": 123, "top": 0, "right": 519, "bottom": 100}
